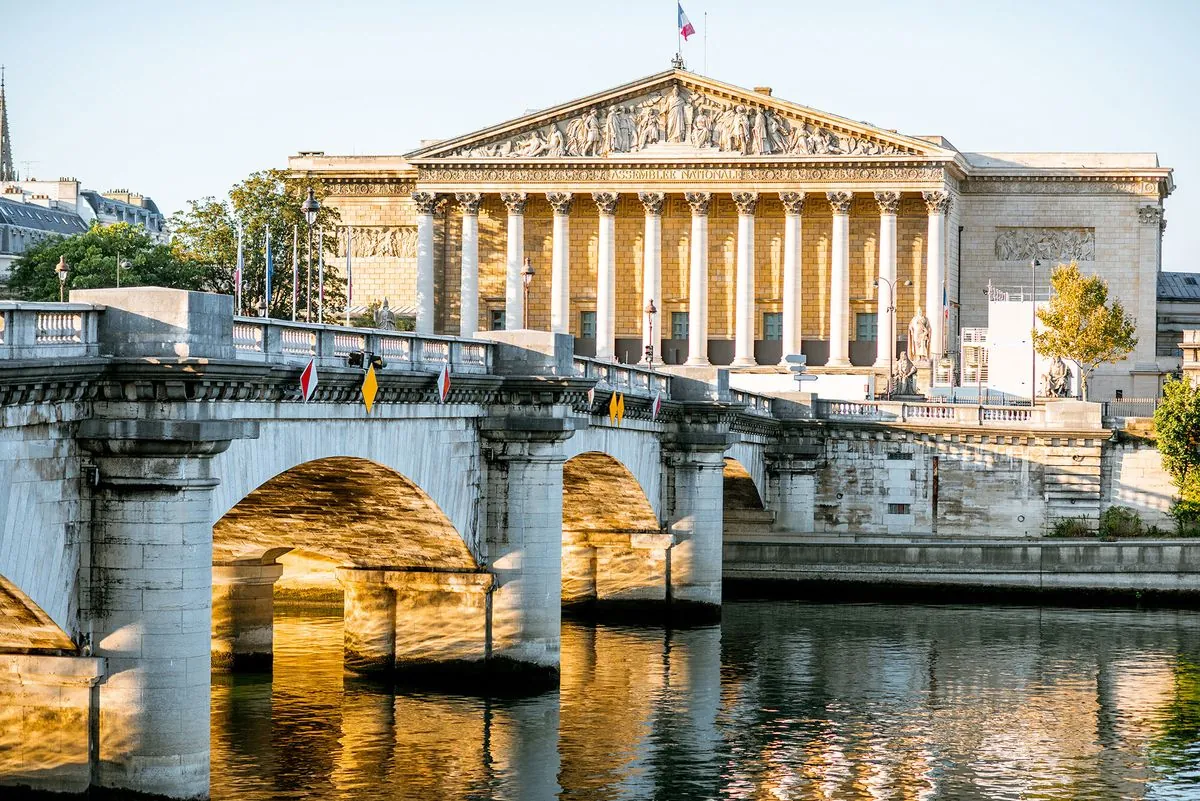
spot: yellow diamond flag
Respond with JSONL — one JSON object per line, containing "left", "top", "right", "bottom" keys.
{"left": 362, "top": 364, "right": 378, "bottom": 414}
{"left": 616, "top": 393, "right": 625, "bottom": 426}
{"left": 608, "top": 392, "right": 618, "bottom": 424}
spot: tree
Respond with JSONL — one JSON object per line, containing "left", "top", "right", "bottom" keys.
{"left": 1033, "top": 261, "right": 1137, "bottom": 400}
{"left": 1153, "top": 377, "right": 1200, "bottom": 532}
{"left": 171, "top": 169, "right": 343, "bottom": 320}
{"left": 7, "top": 222, "right": 210, "bottom": 301}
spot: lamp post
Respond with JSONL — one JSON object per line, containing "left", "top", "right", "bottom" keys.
{"left": 116, "top": 253, "right": 130, "bottom": 289}
{"left": 301, "top": 187, "right": 320, "bottom": 323}
{"left": 644, "top": 299, "right": 658, "bottom": 369}
{"left": 55, "top": 256, "right": 69, "bottom": 302}
{"left": 521, "top": 258, "right": 534, "bottom": 329}
{"left": 256, "top": 299, "right": 267, "bottom": 319}
{"left": 874, "top": 277, "right": 911, "bottom": 399}
{"left": 1030, "top": 258, "right": 1041, "bottom": 406}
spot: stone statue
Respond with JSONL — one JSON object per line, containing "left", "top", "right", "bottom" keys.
{"left": 765, "top": 111, "right": 789, "bottom": 155}
{"left": 567, "top": 109, "right": 601, "bottom": 156}
{"left": 690, "top": 102, "right": 714, "bottom": 148}
{"left": 891, "top": 350, "right": 918, "bottom": 396}
{"left": 665, "top": 85, "right": 689, "bottom": 143}
{"left": 374, "top": 297, "right": 397, "bottom": 331}
{"left": 546, "top": 124, "right": 566, "bottom": 157}
{"left": 513, "top": 129, "right": 547, "bottom": 157}
{"left": 750, "top": 107, "right": 770, "bottom": 155}
{"left": 1044, "top": 355, "right": 1072, "bottom": 398}
{"left": 635, "top": 101, "right": 662, "bottom": 150}
{"left": 908, "top": 308, "right": 931, "bottom": 362}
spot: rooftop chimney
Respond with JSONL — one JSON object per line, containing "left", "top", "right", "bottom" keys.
{"left": 754, "top": 86, "right": 773, "bottom": 96}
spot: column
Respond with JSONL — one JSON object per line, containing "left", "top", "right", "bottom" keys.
{"left": 592, "top": 192, "right": 619, "bottom": 360}
{"left": 874, "top": 191, "right": 901, "bottom": 368}
{"left": 546, "top": 192, "right": 574, "bottom": 334}
{"left": 639, "top": 192, "right": 665, "bottom": 363}
{"left": 501, "top": 192, "right": 528, "bottom": 330}
{"left": 684, "top": 192, "right": 711, "bottom": 366}
{"left": 779, "top": 191, "right": 805, "bottom": 363}
{"left": 456, "top": 192, "right": 483, "bottom": 337}
{"left": 666, "top": 444, "right": 729, "bottom": 619}
{"left": 412, "top": 191, "right": 438, "bottom": 335}
{"left": 341, "top": 570, "right": 396, "bottom": 673}
{"left": 923, "top": 190, "right": 951, "bottom": 363}
{"left": 732, "top": 191, "right": 759, "bottom": 367}
{"left": 211, "top": 561, "right": 285, "bottom": 671}
{"left": 79, "top": 419, "right": 251, "bottom": 800}
{"left": 827, "top": 191, "right": 853, "bottom": 367}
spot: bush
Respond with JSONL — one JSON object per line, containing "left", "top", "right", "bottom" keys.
{"left": 1099, "top": 506, "right": 1144, "bottom": 539}
{"left": 1049, "top": 517, "right": 1092, "bottom": 538}
{"left": 1171, "top": 499, "right": 1200, "bottom": 537}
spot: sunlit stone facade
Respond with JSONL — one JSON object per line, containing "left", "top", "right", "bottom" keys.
{"left": 302, "top": 68, "right": 1172, "bottom": 395}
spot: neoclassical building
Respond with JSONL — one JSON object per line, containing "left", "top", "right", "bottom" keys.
{"left": 289, "top": 68, "right": 1174, "bottom": 397}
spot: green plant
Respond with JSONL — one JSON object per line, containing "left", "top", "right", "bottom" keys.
{"left": 1049, "top": 517, "right": 1092, "bottom": 538}
{"left": 1171, "top": 498, "right": 1200, "bottom": 537}
{"left": 1099, "top": 505, "right": 1144, "bottom": 539}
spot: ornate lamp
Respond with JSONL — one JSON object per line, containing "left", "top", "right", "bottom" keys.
{"left": 55, "top": 255, "right": 69, "bottom": 302}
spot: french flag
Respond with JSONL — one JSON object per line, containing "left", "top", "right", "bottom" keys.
{"left": 678, "top": 3, "right": 695, "bottom": 40}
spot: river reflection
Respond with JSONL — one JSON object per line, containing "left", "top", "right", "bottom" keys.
{"left": 211, "top": 602, "right": 1200, "bottom": 800}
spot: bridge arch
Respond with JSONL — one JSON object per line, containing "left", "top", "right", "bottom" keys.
{"left": 562, "top": 426, "right": 662, "bottom": 519}
{"left": 0, "top": 573, "right": 75, "bottom": 652}
{"left": 726, "top": 441, "right": 767, "bottom": 507}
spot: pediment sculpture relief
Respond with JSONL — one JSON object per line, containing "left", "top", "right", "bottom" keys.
{"left": 449, "top": 84, "right": 910, "bottom": 159}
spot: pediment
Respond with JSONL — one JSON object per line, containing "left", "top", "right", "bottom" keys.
{"left": 405, "top": 70, "right": 952, "bottom": 162}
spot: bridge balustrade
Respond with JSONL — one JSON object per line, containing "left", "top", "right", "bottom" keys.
{"left": 573, "top": 356, "right": 672, "bottom": 399}
{"left": 729, "top": 389, "right": 774, "bottom": 417}
{"left": 815, "top": 399, "right": 1055, "bottom": 427}
{"left": 0, "top": 303, "right": 102, "bottom": 360}
{"left": 231, "top": 317, "right": 495, "bottom": 374}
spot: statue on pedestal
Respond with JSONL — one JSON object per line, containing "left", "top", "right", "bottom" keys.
{"left": 908, "top": 308, "right": 931, "bottom": 362}
{"left": 1044, "top": 355, "right": 1072, "bottom": 398}
{"left": 891, "top": 350, "right": 918, "bottom": 396}
{"left": 374, "top": 298, "right": 397, "bottom": 331}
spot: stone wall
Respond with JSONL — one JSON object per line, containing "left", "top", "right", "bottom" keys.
{"left": 1101, "top": 438, "right": 1175, "bottom": 530}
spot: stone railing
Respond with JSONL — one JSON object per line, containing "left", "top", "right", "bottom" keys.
{"left": 0, "top": 303, "right": 102, "bottom": 360}
{"left": 815, "top": 399, "right": 1054, "bottom": 427}
{"left": 574, "top": 357, "right": 671, "bottom": 400}
{"left": 232, "top": 318, "right": 493, "bottom": 374}
{"left": 729, "top": 389, "right": 774, "bottom": 417}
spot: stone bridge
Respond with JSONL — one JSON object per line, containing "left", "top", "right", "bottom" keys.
{"left": 0, "top": 288, "right": 1124, "bottom": 799}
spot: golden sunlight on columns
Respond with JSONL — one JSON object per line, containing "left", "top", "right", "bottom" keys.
{"left": 412, "top": 191, "right": 438, "bottom": 334}
{"left": 639, "top": 192, "right": 665, "bottom": 364}
{"left": 732, "top": 191, "right": 759, "bottom": 367}
{"left": 779, "top": 191, "right": 805, "bottom": 363}
{"left": 593, "top": 192, "right": 619, "bottom": 360}
{"left": 923, "top": 190, "right": 951, "bottom": 363}
{"left": 501, "top": 192, "right": 528, "bottom": 330}
{"left": 826, "top": 191, "right": 853, "bottom": 367}
{"left": 684, "top": 192, "right": 712, "bottom": 366}
{"left": 456, "top": 193, "right": 483, "bottom": 337}
{"left": 211, "top": 560, "right": 284, "bottom": 672}
{"left": 874, "top": 191, "right": 901, "bottom": 368}
{"left": 547, "top": 192, "right": 574, "bottom": 334}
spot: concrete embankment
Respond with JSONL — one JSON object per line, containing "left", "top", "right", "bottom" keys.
{"left": 723, "top": 535, "right": 1200, "bottom": 604}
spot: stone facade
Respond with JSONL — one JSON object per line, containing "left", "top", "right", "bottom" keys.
{"left": 291, "top": 69, "right": 1172, "bottom": 397}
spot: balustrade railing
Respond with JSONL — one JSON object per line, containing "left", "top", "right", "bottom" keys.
{"left": 729, "top": 389, "right": 774, "bottom": 416}
{"left": 231, "top": 317, "right": 494, "bottom": 374}
{"left": 0, "top": 303, "right": 102, "bottom": 359}
{"left": 814, "top": 398, "right": 1058, "bottom": 427}
{"left": 573, "top": 357, "right": 671, "bottom": 399}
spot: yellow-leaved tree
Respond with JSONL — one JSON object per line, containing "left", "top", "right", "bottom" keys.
{"left": 1033, "top": 262, "right": 1137, "bottom": 400}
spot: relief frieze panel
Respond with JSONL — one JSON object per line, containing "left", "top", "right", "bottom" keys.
{"left": 336, "top": 226, "right": 417, "bottom": 258}
{"left": 442, "top": 82, "right": 920, "bottom": 160}
{"left": 995, "top": 228, "right": 1095, "bottom": 262}
{"left": 325, "top": 180, "right": 413, "bottom": 197}
{"left": 417, "top": 165, "right": 944, "bottom": 185}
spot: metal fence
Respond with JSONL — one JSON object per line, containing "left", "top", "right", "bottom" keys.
{"left": 1101, "top": 398, "right": 1160, "bottom": 421}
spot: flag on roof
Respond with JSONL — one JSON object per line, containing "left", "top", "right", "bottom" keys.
{"left": 678, "top": 3, "right": 695, "bottom": 40}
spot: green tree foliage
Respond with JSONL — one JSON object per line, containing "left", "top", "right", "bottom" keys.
{"left": 170, "top": 169, "right": 343, "bottom": 320}
{"left": 1033, "top": 261, "right": 1137, "bottom": 400}
{"left": 1155, "top": 377, "right": 1200, "bottom": 532}
{"left": 7, "top": 222, "right": 208, "bottom": 301}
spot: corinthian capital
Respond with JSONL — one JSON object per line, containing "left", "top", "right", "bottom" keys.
{"left": 684, "top": 191, "right": 712, "bottom": 215}
{"left": 922, "top": 190, "right": 952, "bottom": 215}
{"left": 455, "top": 192, "right": 483, "bottom": 215}
{"left": 500, "top": 192, "right": 528, "bottom": 215}
{"left": 592, "top": 191, "right": 619, "bottom": 215}
{"left": 826, "top": 191, "right": 853, "bottom": 215}
{"left": 546, "top": 192, "right": 574, "bottom": 215}
{"left": 874, "top": 191, "right": 901, "bottom": 215}
{"left": 779, "top": 192, "right": 806, "bottom": 215}
{"left": 732, "top": 192, "right": 759, "bottom": 215}
{"left": 412, "top": 191, "right": 439, "bottom": 215}
{"left": 638, "top": 191, "right": 666, "bottom": 216}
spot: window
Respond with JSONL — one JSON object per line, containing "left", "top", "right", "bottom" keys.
{"left": 671, "top": 312, "right": 689, "bottom": 340}
{"left": 856, "top": 312, "right": 878, "bottom": 341}
{"left": 763, "top": 312, "right": 783, "bottom": 341}
{"left": 580, "top": 311, "right": 597, "bottom": 338}
{"left": 1115, "top": 389, "right": 1124, "bottom": 400}
{"left": 886, "top": 503, "right": 911, "bottom": 515}
{"left": 489, "top": 309, "right": 505, "bottom": 331}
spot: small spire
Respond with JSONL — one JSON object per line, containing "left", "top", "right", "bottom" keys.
{"left": 0, "top": 65, "right": 13, "bottom": 182}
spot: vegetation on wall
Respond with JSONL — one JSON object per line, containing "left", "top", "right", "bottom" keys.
{"left": 1154, "top": 377, "right": 1200, "bottom": 534}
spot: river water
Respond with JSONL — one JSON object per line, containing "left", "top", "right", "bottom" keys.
{"left": 211, "top": 601, "right": 1200, "bottom": 800}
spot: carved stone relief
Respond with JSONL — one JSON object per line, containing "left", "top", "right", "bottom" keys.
{"left": 994, "top": 228, "right": 1095, "bottom": 262}
{"left": 336, "top": 226, "right": 417, "bottom": 259}
{"left": 445, "top": 82, "right": 914, "bottom": 160}
{"left": 1138, "top": 205, "right": 1164, "bottom": 225}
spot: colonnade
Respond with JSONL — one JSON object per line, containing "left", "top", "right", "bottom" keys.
{"left": 411, "top": 189, "right": 952, "bottom": 368}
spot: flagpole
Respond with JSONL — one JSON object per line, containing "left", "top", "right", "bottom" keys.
{"left": 345, "top": 226, "right": 353, "bottom": 327}
{"left": 318, "top": 227, "right": 325, "bottom": 324}
{"left": 704, "top": 12, "right": 708, "bottom": 74}
{"left": 264, "top": 227, "right": 272, "bottom": 319}
{"left": 291, "top": 224, "right": 298, "bottom": 321}
{"left": 234, "top": 218, "right": 244, "bottom": 316}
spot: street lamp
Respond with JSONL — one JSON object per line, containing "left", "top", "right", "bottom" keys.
{"left": 644, "top": 299, "right": 658, "bottom": 369}
{"left": 116, "top": 253, "right": 131, "bottom": 289}
{"left": 1030, "top": 258, "right": 1041, "bottom": 406}
{"left": 301, "top": 187, "right": 320, "bottom": 322}
{"left": 874, "top": 277, "right": 912, "bottom": 399}
{"left": 55, "top": 256, "right": 69, "bottom": 302}
{"left": 256, "top": 298, "right": 267, "bottom": 319}
{"left": 521, "top": 258, "right": 535, "bottom": 329}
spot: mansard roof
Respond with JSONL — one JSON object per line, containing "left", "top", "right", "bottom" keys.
{"left": 404, "top": 69, "right": 959, "bottom": 164}
{"left": 0, "top": 197, "right": 87, "bottom": 235}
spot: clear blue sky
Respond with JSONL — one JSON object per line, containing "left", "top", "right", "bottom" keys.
{"left": 6, "top": 0, "right": 1198, "bottom": 271}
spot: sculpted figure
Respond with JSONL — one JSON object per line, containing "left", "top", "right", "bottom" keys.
{"left": 567, "top": 109, "right": 601, "bottom": 156}
{"left": 713, "top": 105, "right": 735, "bottom": 150}
{"left": 1044, "top": 355, "right": 1072, "bottom": 398}
{"left": 751, "top": 107, "right": 770, "bottom": 155}
{"left": 766, "top": 111, "right": 789, "bottom": 154}
{"left": 908, "top": 308, "right": 931, "bottom": 362}
{"left": 665, "top": 85, "right": 689, "bottom": 143}
{"left": 891, "top": 350, "right": 918, "bottom": 395}
{"left": 603, "top": 106, "right": 633, "bottom": 154}
{"left": 690, "top": 102, "right": 714, "bottom": 148}
{"left": 788, "top": 123, "right": 815, "bottom": 154}
{"left": 635, "top": 102, "right": 662, "bottom": 150}
{"left": 513, "top": 130, "right": 547, "bottom": 157}
{"left": 546, "top": 124, "right": 566, "bottom": 157}
{"left": 374, "top": 297, "right": 397, "bottom": 331}
{"left": 734, "top": 105, "right": 752, "bottom": 153}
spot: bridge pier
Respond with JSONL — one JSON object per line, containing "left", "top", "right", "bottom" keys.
{"left": 80, "top": 418, "right": 253, "bottom": 800}
{"left": 767, "top": 435, "right": 820, "bottom": 533}
{"left": 211, "top": 561, "right": 284, "bottom": 671}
